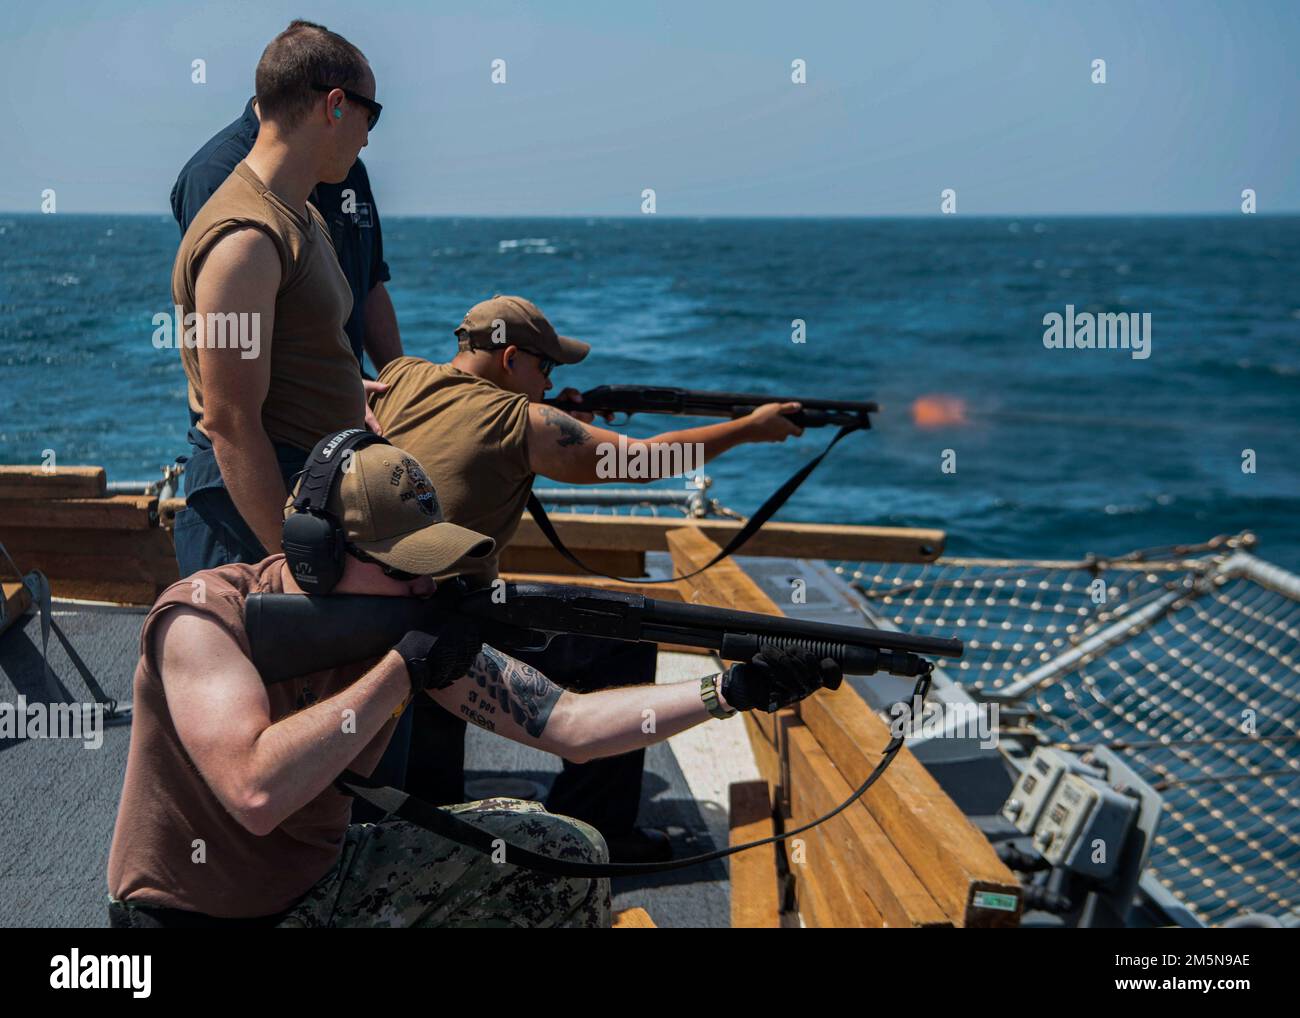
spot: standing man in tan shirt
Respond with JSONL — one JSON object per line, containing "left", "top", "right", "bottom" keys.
{"left": 170, "top": 20, "right": 385, "bottom": 577}
{"left": 370, "top": 295, "right": 805, "bottom": 862}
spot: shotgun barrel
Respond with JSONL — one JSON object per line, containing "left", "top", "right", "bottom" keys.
{"left": 245, "top": 581, "right": 961, "bottom": 685}
{"left": 543, "top": 385, "right": 877, "bottom": 428}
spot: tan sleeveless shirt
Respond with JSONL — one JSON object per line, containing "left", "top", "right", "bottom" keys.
{"left": 170, "top": 161, "right": 365, "bottom": 452}
{"left": 370, "top": 358, "right": 534, "bottom": 580}
{"left": 106, "top": 556, "right": 397, "bottom": 918}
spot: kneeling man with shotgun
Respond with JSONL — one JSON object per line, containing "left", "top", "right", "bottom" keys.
{"left": 106, "top": 430, "right": 841, "bottom": 928}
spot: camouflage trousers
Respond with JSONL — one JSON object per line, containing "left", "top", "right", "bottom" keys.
{"left": 277, "top": 798, "right": 611, "bottom": 928}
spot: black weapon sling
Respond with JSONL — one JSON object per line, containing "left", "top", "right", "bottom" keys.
{"left": 526, "top": 421, "right": 865, "bottom": 584}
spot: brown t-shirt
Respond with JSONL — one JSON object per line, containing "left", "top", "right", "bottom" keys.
{"left": 171, "top": 161, "right": 366, "bottom": 452}
{"left": 370, "top": 358, "right": 533, "bottom": 580}
{"left": 106, "top": 555, "right": 397, "bottom": 918}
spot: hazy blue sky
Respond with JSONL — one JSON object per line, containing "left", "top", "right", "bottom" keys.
{"left": 3, "top": 0, "right": 1297, "bottom": 215}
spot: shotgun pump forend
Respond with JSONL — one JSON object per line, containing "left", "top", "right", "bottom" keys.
{"left": 542, "top": 385, "right": 878, "bottom": 429}
{"left": 244, "top": 580, "right": 962, "bottom": 685}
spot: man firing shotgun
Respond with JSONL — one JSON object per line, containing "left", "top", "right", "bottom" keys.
{"left": 106, "top": 436, "right": 841, "bottom": 928}
{"left": 366, "top": 294, "right": 813, "bottom": 863}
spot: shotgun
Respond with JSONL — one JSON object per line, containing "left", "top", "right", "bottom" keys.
{"left": 543, "top": 386, "right": 877, "bottom": 429}
{"left": 244, "top": 580, "right": 960, "bottom": 684}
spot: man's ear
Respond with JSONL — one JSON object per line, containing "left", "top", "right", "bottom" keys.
{"left": 501, "top": 344, "right": 519, "bottom": 372}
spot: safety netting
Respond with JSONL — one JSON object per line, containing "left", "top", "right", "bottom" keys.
{"left": 835, "top": 536, "right": 1300, "bottom": 927}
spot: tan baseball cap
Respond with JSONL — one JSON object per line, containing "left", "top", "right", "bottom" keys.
{"left": 455, "top": 294, "right": 590, "bottom": 365}
{"left": 287, "top": 443, "right": 495, "bottom": 576}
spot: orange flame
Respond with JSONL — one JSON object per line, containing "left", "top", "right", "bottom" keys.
{"left": 911, "top": 394, "right": 968, "bottom": 428}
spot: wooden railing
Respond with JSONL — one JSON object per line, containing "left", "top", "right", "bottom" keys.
{"left": 1, "top": 467, "right": 169, "bottom": 604}
{"left": 666, "top": 527, "right": 1022, "bottom": 928}
{"left": 3, "top": 466, "right": 944, "bottom": 604}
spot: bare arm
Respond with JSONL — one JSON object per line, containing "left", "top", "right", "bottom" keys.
{"left": 362, "top": 281, "right": 403, "bottom": 373}
{"left": 426, "top": 644, "right": 726, "bottom": 764}
{"left": 157, "top": 605, "right": 410, "bottom": 836}
{"left": 525, "top": 402, "right": 804, "bottom": 484}
{"left": 194, "top": 228, "right": 288, "bottom": 554}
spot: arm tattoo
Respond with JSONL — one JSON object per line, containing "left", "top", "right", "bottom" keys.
{"left": 539, "top": 405, "right": 591, "bottom": 448}
{"left": 465, "top": 646, "right": 562, "bottom": 738}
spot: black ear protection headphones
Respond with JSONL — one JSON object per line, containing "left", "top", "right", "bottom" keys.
{"left": 283, "top": 428, "right": 388, "bottom": 595}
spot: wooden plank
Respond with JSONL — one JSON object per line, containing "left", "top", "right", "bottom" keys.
{"left": 803, "top": 822, "right": 887, "bottom": 928}
{"left": 0, "top": 527, "right": 178, "bottom": 563}
{"left": 743, "top": 712, "right": 782, "bottom": 794}
{"left": 666, "top": 526, "right": 784, "bottom": 619}
{"left": 786, "top": 725, "right": 950, "bottom": 927}
{"left": 799, "top": 687, "right": 1021, "bottom": 927}
{"left": 611, "top": 907, "right": 656, "bottom": 929}
{"left": 0, "top": 466, "right": 106, "bottom": 500}
{"left": 786, "top": 725, "right": 888, "bottom": 928}
{"left": 514, "top": 513, "right": 944, "bottom": 563}
{"left": 3, "top": 551, "right": 179, "bottom": 587}
{"left": 787, "top": 821, "right": 877, "bottom": 927}
{"left": 497, "top": 546, "right": 644, "bottom": 577}
{"left": 498, "top": 571, "right": 689, "bottom": 601}
{"left": 0, "top": 495, "right": 158, "bottom": 530}
{"left": 45, "top": 578, "right": 161, "bottom": 605}
{"left": 748, "top": 707, "right": 778, "bottom": 745}
{"left": 728, "top": 781, "right": 780, "bottom": 928}
{"left": 2, "top": 581, "right": 31, "bottom": 636}
{"left": 794, "top": 853, "right": 834, "bottom": 928}
{"left": 68, "top": 487, "right": 948, "bottom": 562}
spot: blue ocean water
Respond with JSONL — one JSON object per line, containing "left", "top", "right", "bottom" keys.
{"left": 2, "top": 214, "right": 1298, "bottom": 568}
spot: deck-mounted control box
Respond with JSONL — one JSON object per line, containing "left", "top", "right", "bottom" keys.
{"left": 1033, "top": 772, "right": 1139, "bottom": 882}
{"left": 1000, "top": 745, "right": 1162, "bottom": 925}
{"left": 1001, "top": 747, "right": 1102, "bottom": 834}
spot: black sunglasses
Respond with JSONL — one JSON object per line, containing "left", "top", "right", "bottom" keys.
{"left": 346, "top": 545, "right": 420, "bottom": 581}
{"left": 312, "top": 83, "right": 382, "bottom": 130}
{"left": 518, "top": 348, "right": 559, "bottom": 378}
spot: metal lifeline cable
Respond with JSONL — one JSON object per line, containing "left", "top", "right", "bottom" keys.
{"left": 1154, "top": 768, "right": 1300, "bottom": 792}
{"left": 848, "top": 534, "right": 1248, "bottom": 601}
{"left": 1045, "top": 734, "right": 1300, "bottom": 752}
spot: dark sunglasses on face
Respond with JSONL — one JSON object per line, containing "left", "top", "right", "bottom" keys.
{"left": 519, "top": 348, "right": 558, "bottom": 377}
{"left": 346, "top": 545, "right": 420, "bottom": 581}
{"left": 312, "top": 83, "right": 382, "bottom": 130}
